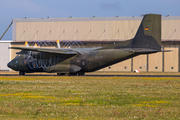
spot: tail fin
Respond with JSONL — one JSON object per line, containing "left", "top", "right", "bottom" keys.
{"left": 132, "top": 14, "right": 161, "bottom": 50}
{"left": 98, "top": 14, "right": 161, "bottom": 50}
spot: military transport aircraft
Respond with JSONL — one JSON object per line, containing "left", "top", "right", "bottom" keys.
{"left": 7, "top": 14, "right": 164, "bottom": 76}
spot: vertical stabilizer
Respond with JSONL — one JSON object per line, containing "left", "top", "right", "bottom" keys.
{"left": 132, "top": 14, "right": 161, "bottom": 50}
{"left": 98, "top": 14, "right": 162, "bottom": 50}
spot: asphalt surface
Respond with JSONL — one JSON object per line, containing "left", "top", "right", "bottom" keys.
{"left": 0, "top": 72, "right": 180, "bottom": 77}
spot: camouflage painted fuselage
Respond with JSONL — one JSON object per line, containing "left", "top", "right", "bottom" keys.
{"left": 8, "top": 48, "right": 137, "bottom": 73}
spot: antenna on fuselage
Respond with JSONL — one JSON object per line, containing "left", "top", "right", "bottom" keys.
{"left": 56, "top": 40, "right": 61, "bottom": 49}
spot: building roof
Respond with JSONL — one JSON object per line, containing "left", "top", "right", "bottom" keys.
{"left": 13, "top": 16, "right": 180, "bottom": 22}
{"left": 0, "top": 41, "right": 12, "bottom": 43}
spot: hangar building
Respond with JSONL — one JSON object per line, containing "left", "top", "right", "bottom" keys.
{"left": 6, "top": 15, "right": 180, "bottom": 72}
{"left": 0, "top": 41, "right": 11, "bottom": 71}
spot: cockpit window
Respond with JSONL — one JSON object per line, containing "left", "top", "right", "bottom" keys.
{"left": 15, "top": 55, "right": 20, "bottom": 59}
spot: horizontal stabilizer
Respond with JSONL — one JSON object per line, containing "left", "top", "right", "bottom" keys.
{"left": 122, "top": 48, "right": 161, "bottom": 54}
{"left": 160, "top": 50, "right": 173, "bottom": 52}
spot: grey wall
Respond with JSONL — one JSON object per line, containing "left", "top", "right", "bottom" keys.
{"left": 0, "top": 41, "right": 11, "bottom": 71}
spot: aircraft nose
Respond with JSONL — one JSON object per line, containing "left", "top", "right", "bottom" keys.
{"left": 7, "top": 62, "right": 12, "bottom": 68}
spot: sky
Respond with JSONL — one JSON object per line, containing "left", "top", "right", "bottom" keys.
{"left": 0, "top": 0, "right": 180, "bottom": 40}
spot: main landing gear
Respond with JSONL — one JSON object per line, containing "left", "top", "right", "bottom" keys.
{"left": 57, "top": 72, "right": 85, "bottom": 76}
{"left": 57, "top": 73, "right": 67, "bottom": 76}
{"left": 77, "top": 72, "right": 85, "bottom": 76}
{"left": 19, "top": 71, "right": 25, "bottom": 76}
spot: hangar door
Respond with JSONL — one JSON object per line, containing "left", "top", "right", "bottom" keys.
{"left": 0, "top": 41, "right": 11, "bottom": 71}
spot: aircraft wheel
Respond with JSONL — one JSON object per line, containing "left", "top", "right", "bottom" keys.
{"left": 78, "top": 72, "right": 85, "bottom": 76}
{"left": 19, "top": 71, "right": 25, "bottom": 76}
{"left": 69, "top": 72, "right": 77, "bottom": 76}
{"left": 65, "top": 73, "right": 70, "bottom": 76}
{"left": 57, "top": 73, "right": 66, "bottom": 76}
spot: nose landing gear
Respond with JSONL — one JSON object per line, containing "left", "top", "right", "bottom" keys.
{"left": 19, "top": 71, "right": 25, "bottom": 75}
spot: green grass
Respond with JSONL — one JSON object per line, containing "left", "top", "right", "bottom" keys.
{"left": 0, "top": 76, "right": 179, "bottom": 119}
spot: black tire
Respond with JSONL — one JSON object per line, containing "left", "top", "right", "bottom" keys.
{"left": 69, "top": 72, "right": 77, "bottom": 76}
{"left": 77, "top": 72, "right": 85, "bottom": 76}
{"left": 57, "top": 73, "right": 67, "bottom": 76}
{"left": 19, "top": 71, "right": 25, "bottom": 76}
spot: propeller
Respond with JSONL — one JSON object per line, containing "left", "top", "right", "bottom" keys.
{"left": 56, "top": 40, "right": 61, "bottom": 49}
{"left": 25, "top": 41, "right": 29, "bottom": 47}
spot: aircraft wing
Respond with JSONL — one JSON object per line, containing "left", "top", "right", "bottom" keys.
{"left": 9, "top": 47, "right": 84, "bottom": 55}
